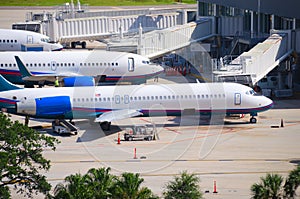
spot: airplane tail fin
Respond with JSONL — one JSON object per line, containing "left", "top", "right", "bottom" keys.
{"left": 14, "top": 56, "right": 33, "bottom": 78}
{"left": 0, "top": 75, "right": 22, "bottom": 92}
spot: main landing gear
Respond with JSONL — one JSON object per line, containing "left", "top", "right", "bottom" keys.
{"left": 24, "top": 116, "right": 30, "bottom": 126}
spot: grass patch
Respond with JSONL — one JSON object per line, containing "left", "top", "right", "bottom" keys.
{"left": 0, "top": 0, "right": 196, "bottom": 6}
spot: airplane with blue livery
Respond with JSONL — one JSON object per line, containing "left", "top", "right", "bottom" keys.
{"left": 0, "top": 50, "right": 163, "bottom": 87}
{"left": 0, "top": 73, "right": 273, "bottom": 131}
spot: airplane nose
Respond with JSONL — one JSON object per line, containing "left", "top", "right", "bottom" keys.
{"left": 153, "top": 64, "right": 164, "bottom": 74}
{"left": 51, "top": 43, "right": 64, "bottom": 51}
{"left": 263, "top": 96, "right": 273, "bottom": 109}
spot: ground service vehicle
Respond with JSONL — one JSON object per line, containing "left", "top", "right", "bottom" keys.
{"left": 124, "top": 124, "right": 157, "bottom": 141}
{"left": 52, "top": 119, "right": 78, "bottom": 135}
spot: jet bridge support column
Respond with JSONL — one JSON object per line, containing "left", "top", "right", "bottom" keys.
{"left": 137, "top": 23, "right": 143, "bottom": 55}
{"left": 278, "top": 71, "right": 282, "bottom": 90}
{"left": 250, "top": 11, "right": 254, "bottom": 38}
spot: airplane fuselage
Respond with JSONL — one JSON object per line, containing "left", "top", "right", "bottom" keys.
{"left": 0, "top": 29, "right": 63, "bottom": 51}
{"left": 0, "top": 50, "right": 163, "bottom": 84}
{"left": 0, "top": 82, "right": 273, "bottom": 121}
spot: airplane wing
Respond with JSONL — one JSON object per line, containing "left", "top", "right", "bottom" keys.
{"left": 14, "top": 56, "right": 79, "bottom": 82}
{"left": 22, "top": 73, "right": 79, "bottom": 82}
{"left": 94, "top": 109, "right": 143, "bottom": 123}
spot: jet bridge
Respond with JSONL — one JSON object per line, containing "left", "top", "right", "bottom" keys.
{"left": 13, "top": 6, "right": 196, "bottom": 48}
{"left": 213, "top": 30, "right": 294, "bottom": 87}
{"left": 106, "top": 18, "right": 215, "bottom": 59}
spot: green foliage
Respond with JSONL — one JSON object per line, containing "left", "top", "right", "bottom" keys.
{"left": 112, "top": 172, "right": 158, "bottom": 199}
{"left": 0, "top": 0, "right": 196, "bottom": 6}
{"left": 53, "top": 173, "right": 93, "bottom": 199}
{"left": 85, "top": 167, "right": 116, "bottom": 199}
{"left": 163, "top": 170, "right": 203, "bottom": 199}
{"left": 52, "top": 167, "right": 158, "bottom": 199}
{"left": 251, "top": 166, "right": 300, "bottom": 199}
{"left": 251, "top": 173, "right": 283, "bottom": 199}
{"left": 0, "top": 113, "right": 60, "bottom": 198}
{"left": 0, "top": 186, "right": 11, "bottom": 199}
{"left": 284, "top": 166, "right": 300, "bottom": 198}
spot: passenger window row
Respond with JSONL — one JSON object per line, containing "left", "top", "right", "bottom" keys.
{"left": 72, "top": 94, "right": 226, "bottom": 103}
{"left": 79, "top": 62, "right": 119, "bottom": 67}
{"left": 0, "top": 62, "right": 119, "bottom": 68}
{"left": 0, "top": 39, "right": 17, "bottom": 43}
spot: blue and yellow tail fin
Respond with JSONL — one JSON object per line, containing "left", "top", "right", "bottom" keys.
{"left": 0, "top": 74, "right": 21, "bottom": 92}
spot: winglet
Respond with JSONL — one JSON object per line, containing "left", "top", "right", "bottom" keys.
{"left": 0, "top": 74, "right": 21, "bottom": 92}
{"left": 14, "top": 56, "right": 33, "bottom": 78}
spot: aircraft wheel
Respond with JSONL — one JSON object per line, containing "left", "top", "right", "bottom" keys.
{"left": 71, "top": 42, "right": 76, "bottom": 48}
{"left": 82, "top": 41, "right": 86, "bottom": 49}
{"left": 146, "top": 136, "right": 152, "bottom": 141}
{"left": 250, "top": 117, "right": 257, "bottom": 124}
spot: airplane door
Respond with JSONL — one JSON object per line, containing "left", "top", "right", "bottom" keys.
{"left": 128, "top": 58, "right": 134, "bottom": 72}
{"left": 51, "top": 61, "right": 57, "bottom": 71}
{"left": 234, "top": 93, "right": 241, "bottom": 105}
{"left": 27, "top": 35, "right": 33, "bottom": 44}
{"left": 115, "top": 95, "right": 120, "bottom": 104}
{"left": 124, "top": 95, "right": 129, "bottom": 104}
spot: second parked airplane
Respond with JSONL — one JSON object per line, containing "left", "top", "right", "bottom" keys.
{"left": 0, "top": 50, "right": 163, "bottom": 86}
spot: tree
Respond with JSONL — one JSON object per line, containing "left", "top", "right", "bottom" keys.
{"left": 251, "top": 166, "right": 300, "bottom": 199}
{"left": 0, "top": 113, "right": 60, "bottom": 198}
{"left": 163, "top": 171, "right": 203, "bottom": 199}
{"left": 85, "top": 167, "right": 115, "bottom": 199}
{"left": 52, "top": 168, "right": 157, "bottom": 199}
{"left": 112, "top": 172, "right": 158, "bottom": 199}
{"left": 284, "top": 166, "right": 300, "bottom": 198}
{"left": 53, "top": 173, "right": 93, "bottom": 199}
{"left": 251, "top": 173, "right": 283, "bottom": 199}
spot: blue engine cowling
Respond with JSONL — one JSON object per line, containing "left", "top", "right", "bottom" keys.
{"left": 17, "top": 96, "right": 72, "bottom": 118}
{"left": 63, "top": 76, "right": 95, "bottom": 87}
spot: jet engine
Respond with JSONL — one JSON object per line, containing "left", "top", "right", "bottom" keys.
{"left": 16, "top": 96, "right": 72, "bottom": 118}
{"left": 62, "top": 76, "right": 95, "bottom": 87}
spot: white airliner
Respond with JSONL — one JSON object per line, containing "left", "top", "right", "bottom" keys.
{"left": 0, "top": 50, "right": 163, "bottom": 86}
{"left": 0, "top": 29, "right": 63, "bottom": 51}
{"left": 0, "top": 74, "right": 273, "bottom": 130}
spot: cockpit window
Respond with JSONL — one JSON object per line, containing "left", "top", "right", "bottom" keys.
{"left": 246, "top": 89, "right": 256, "bottom": 95}
{"left": 142, "top": 60, "right": 150, "bottom": 64}
{"left": 41, "top": 37, "right": 50, "bottom": 43}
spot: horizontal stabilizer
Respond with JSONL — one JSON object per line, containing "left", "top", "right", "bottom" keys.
{"left": 94, "top": 109, "right": 143, "bottom": 123}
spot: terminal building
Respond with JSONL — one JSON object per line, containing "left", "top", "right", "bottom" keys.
{"left": 196, "top": 0, "right": 300, "bottom": 97}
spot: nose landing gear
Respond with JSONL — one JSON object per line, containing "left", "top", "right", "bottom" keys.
{"left": 250, "top": 117, "right": 257, "bottom": 123}
{"left": 250, "top": 113, "right": 257, "bottom": 123}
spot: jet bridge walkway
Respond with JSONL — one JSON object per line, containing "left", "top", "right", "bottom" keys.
{"left": 106, "top": 18, "right": 215, "bottom": 59}
{"left": 213, "top": 30, "right": 294, "bottom": 86}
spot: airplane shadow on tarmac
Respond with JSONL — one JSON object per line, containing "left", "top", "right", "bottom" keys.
{"left": 165, "top": 115, "right": 250, "bottom": 127}
{"left": 34, "top": 116, "right": 252, "bottom": 142}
